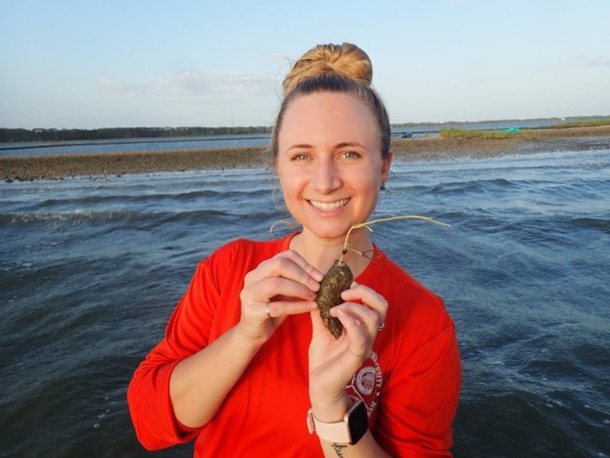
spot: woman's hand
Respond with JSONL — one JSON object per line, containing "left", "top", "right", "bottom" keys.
{"left": 308, "top": 282, "right": 388, "bottom": 420}
{"left": 170, "top": 251, "right": 322, "bottom": 429}
{"left": 237, "top": 250, "right": 323, "bottom": 345}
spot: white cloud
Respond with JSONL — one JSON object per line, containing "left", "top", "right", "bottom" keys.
{"left": 98, "top": 71, "right": 277, "bottom": 107}
{"left": 160, "top": 71, "right": 276, "bottom": 99}
{"left": 573, "top": 55, "right": 610, "bottom": 67}
{"left": 99, "top": 77, "right": 148, "bottom": 97}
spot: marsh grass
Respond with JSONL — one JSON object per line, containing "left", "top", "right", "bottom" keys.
{"left": 441, "top": 128, "right": 512, "bottom": 139}
{"left": 547, "top": 119, "right": 610, "bottom": 129}
{"left": 441, "top": 118, "right": 610, "bottom": 140}
{"left": 440, "top": 128, "right": 548, "bottom": 140}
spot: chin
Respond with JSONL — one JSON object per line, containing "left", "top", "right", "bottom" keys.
{"left": 303, "top": 223, "right": 354, "bottom": 241}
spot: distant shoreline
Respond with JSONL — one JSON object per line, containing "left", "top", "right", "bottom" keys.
{"left": 1, "top": 125, "right": 609, "bottom": 182}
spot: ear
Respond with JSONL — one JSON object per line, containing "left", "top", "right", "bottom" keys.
{"left": 381, "top": 150, "right": 393, "bottom": 183}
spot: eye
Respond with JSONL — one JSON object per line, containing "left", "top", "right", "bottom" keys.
{"left": 342, "top": 151, "right": 361, "bottom": 159}
{"left": 291, "top": 153, "right": 309, "bottom": 161}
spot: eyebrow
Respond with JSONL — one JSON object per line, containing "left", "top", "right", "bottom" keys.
{"left": 286, "top": 143, "right": 312, "bottom": 152}
{"left": 286, "top": 141, "right": 366, "bottom": 152}
{"left": 336, "top": 141, "right": 366, "bottom": 149}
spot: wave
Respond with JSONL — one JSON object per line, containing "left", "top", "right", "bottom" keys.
{"left": 569, "top": 217, "right": 610, "bottom": 233}
{"left": 0, "top": 208, "right": 258, "bottom": 231}
{"left": 29, "top": 184, "right": 273, "bottom": 206}
{"left": 430, "top": 177, "right": 515, "bottom": 195}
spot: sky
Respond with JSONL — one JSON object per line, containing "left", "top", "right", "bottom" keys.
{"left": 1, "top": 0, "right": 609, "bottom": 129}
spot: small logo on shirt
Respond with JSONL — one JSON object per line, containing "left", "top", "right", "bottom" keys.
{"left": 356, "top": 367, "right": 376, "bottom": 395}
{"left": 346, "top": 351, "right": 382, "bottom": 417}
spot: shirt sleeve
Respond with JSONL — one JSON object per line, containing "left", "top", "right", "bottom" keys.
{"left": 127, "top": 247, "right": 228, "bottom": 451}
{"left": 374, "top": 312, "right": 461, "bottom": 456}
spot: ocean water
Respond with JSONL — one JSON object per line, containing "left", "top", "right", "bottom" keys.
{"left": 1, "top": 142, "right": 609, "bottom": 457}
{"left": 0, "top": 134, "right": 274, "bottom": 157}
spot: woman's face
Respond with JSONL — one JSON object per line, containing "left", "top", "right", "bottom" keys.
{"left": 276, "top": 92, "right": 391, "bottom": 242}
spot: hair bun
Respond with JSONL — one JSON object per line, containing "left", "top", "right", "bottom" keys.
{"left": 282, "top": 42, "right": 373, "bottom": 95}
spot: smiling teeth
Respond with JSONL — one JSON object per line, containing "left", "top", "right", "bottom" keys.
{"left": 310, "top": 199, "right": 349, "bottom": 212}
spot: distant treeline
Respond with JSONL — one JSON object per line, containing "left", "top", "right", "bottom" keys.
{"left": 393, "top": 115, "right": 610, "bottom": 129}
{"left": 0, "top": 126, "right": 272, "bottom": 143}
{"left": 3, "top": 115, "right": 608, "bottom": 143}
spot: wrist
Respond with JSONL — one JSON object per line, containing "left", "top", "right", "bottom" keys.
{"left": 310, "top": 394, "right": 352, "bottom": 423}
{"left": 307, "top": 398, "right": 368, "bottom": 446}
{"left": 231, "top": 324, "right": 266, "bottom": 353}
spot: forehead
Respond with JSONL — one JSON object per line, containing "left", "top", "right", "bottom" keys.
{"left": 279, "top": 92, "right": 379, "bottom": 146}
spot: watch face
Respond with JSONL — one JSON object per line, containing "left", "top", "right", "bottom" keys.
{"left": 347, "top": 400, "right": 368, "bottom": 445}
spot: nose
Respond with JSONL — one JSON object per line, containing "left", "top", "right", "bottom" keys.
{"left": 311, "top": 157, "right": 341, "bottom": 193}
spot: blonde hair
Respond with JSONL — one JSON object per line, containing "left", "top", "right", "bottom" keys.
{"left": 271, "top": 43, "right": 390, "bottom": 162}
{"left": 282, "top": 43, "right": 373, "bottom": 95}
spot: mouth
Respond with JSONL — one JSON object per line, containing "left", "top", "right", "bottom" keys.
{"left": 308, "top": 198, "right": 350, "bottom": 212}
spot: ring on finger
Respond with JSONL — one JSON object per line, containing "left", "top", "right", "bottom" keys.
{"left": 377, "top": 322, "right": 385, "bottom": 332}
{"left": 265, "top": 302, "right": 272, "bottom": 318}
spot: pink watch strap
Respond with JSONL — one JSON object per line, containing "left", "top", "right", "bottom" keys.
{"left": 307, "top": 408, "right": 352, "bottom": 443}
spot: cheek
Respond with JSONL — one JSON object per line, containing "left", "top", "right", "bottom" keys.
{"left": 278, "top": 172, "right": 301, "bottom": 203}
{"left": 351, "top": 167, "right": 381, "bottom": 191}
{"left": 353, "top": 171, "right": 382, "bottom": 210}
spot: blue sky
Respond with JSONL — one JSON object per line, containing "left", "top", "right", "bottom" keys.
{"left": 1, "top": 0, "right": 609, "bottom": 129}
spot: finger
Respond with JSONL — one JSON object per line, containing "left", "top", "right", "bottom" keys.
{"left": 340, "top": 283, "right": 388, "bottom": 321}
{"left": 334, "top": 308, "right": 370, "bottom": 359}
{"left": 331, "top": 302, "right": 379, "bottom": 335}
{"left": 245, "top": 251, "right": 323, "bottom": 292}
{"left": 309, "top": 307, "right": 326, "bottom": 334}
{"left": 283, "top": 250, "right": 325, "bottom": 282}
{"left": 267, "top": 300, "right": 318, "bottom": 318}
{"left": 244, "top": 277, "right": 316, "bottom": 302}
{"left": 309, "top": 306, "right": 343, "bottom": 340}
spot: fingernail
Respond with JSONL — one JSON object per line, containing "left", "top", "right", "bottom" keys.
{"left": 314, "top": 271, "right": 324, "bottom": 282}
{"left": 335, "top": 307, "right": 346, "bottom": 318}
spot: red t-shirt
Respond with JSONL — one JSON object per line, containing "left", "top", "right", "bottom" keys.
{"left": 128, "top": 234, "right": 461, "bottom": 457}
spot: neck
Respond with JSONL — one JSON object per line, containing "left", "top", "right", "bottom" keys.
{"left": 290, "top": 228, "right": 373, "bottom": 276}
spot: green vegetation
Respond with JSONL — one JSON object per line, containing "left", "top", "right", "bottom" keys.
{"left": 546, "top": 119, "right": 610, "bottom": 129}
{"left": 440, "top": 128, "right": 527, "bottom": 140}
{"left": 441, "top": 117, "right": 610, "bottom": 140}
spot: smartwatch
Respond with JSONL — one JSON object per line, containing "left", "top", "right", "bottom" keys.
{"left": 306, "top": 399, "right": 368, "bottom": 445}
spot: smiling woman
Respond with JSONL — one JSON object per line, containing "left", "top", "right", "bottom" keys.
{"left": 127, "top": 43, "right": 460, "bottom": 457}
